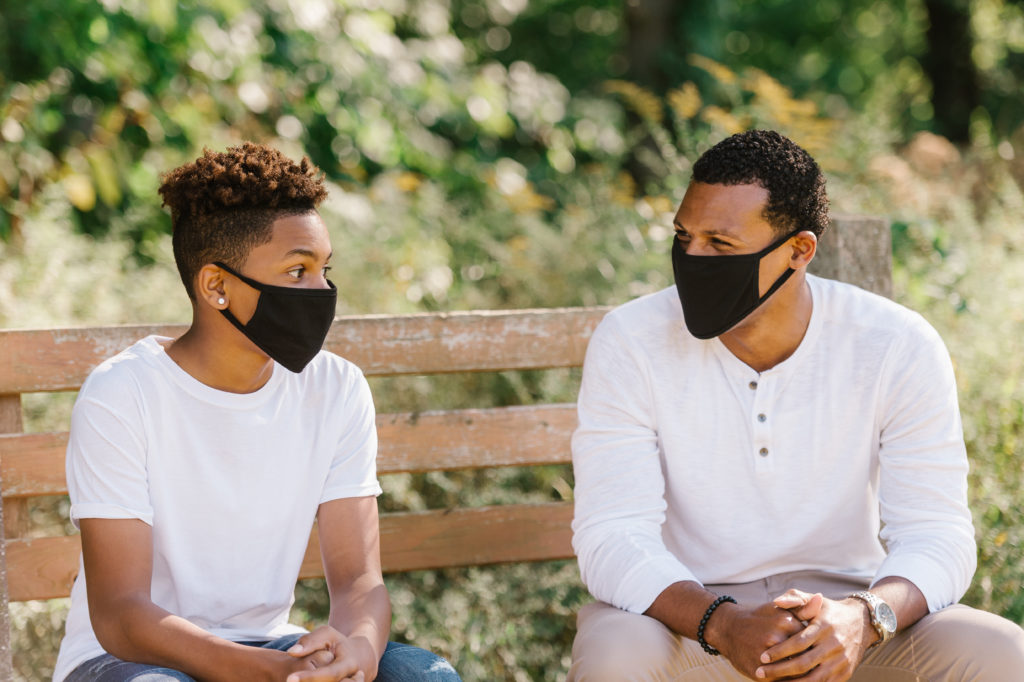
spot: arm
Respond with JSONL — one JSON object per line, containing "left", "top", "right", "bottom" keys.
{"left": 284, "top": 496, "right": 390, "bottom": 681}
{"left": 80, "top": 518, "right": 334, "bottom": 681}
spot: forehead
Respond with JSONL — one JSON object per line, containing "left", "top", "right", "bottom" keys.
{"left": 675, "top": 182, "right": 772, "bottom": 239}
{"left": 249, "top": 212, "right": 331, "bottom": 262}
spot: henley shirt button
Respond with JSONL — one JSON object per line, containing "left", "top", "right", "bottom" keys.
{"left": 758, "top": 413, "right": 767, "bottom": 422}
{"left": 748, "top": 381, "right": 758, "bottom": 390}
{"left": 759, "top": 447, "right": 769, "bottom": 457}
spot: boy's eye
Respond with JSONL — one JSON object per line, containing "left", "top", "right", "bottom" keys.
{"left": 322, "top": 266, "right": 332, "bottom": 277}
{"left": 287, "top": 266, "right": 305, "bottom": 279}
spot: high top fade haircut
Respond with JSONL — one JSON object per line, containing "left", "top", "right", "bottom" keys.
{"left": 691, "top": 130, "right": 829, "bottom": 238}
{"left": 159, "top": 142, "right": 328, "bottom": 301}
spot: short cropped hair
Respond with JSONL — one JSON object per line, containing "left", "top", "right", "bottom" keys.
{"left": 159, "top": 142, "right": 328, "bottom": 300}
{"left": 691, "top": 130, "right": 829, "bottom": 237}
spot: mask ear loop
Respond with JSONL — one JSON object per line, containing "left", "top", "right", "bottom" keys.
{"left": 754, "top": 228, "right": 806, "bottom": 301}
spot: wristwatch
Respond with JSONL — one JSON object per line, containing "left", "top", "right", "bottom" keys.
{"left": 849, "top": 591, "right": 897, "bottom": 646}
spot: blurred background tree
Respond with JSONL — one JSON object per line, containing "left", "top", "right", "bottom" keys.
{"left": 4, "top": 0, "right": 1024, "bottom": 679}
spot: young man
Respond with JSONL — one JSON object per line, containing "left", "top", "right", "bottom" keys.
{"left": 53, "top": 143, "right": 461, "bottom": 682}
{"left": 569, "top": 130, "right": 1024, "bottom": 681}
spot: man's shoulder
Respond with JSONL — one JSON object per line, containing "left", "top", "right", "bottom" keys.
{"left": 810, "top": 275, "right": 935, "bottom": 340}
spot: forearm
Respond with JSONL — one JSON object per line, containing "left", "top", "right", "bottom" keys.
{"left": 644, "top": 580, "right": 733, "bottom": 642}
{"left": 92, "top": 595, "right": 280, "bottom": 680}
{"left": 328, "top": 577, "right": 392, "bottom": 677}
{"left": 865, "top": 576, "right": 929, "bottom": 636}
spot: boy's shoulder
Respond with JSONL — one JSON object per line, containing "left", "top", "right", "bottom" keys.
{"left": 79, "top": 335, "right": 169, "bottom": 398}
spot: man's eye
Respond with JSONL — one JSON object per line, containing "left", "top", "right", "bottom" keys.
{"left": 675, "top": 231, "right": 691, "bottom": 241}
{"left": 322, "top": 266, "right": 332, "bottom": 277}
{"left": 287, "top": 267, "right": 305, "bottom": 279}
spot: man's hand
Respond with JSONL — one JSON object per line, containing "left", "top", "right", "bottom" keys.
{"left": 702, "top": 600, "right": 810, "bottom": 679}
{"left": 277, "top": 625, "right": 378, "bottom": 682}
{"left": 752, "top": 589, "right": 875, "bottom": 681}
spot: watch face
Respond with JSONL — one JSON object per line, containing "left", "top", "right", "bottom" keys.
{"left": 876, "top": 602, "right": 898, "bottom": 633}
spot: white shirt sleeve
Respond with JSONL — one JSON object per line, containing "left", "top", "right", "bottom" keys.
{"left": 571, "top": 315, "right": 697, "bottom": 614}
{"left": 873, "top": 313, "right": 976, "bottom": 612}
{"left": 320, "top": 367, "right": 382, "bottom": 503}
{"left": 66, "top": 364, "right": 154, "bottom": 527}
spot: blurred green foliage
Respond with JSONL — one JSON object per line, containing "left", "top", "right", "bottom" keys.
{"left": 4, "top": 0, "right": 1024, "bottom": 680}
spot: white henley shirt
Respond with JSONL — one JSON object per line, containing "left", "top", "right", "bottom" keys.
{"left": 571, "top": 276, "right": 976, "bottom": 616}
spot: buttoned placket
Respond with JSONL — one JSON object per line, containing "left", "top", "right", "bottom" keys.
{"left": 750, "top": 373, "right": 776, "bottom": 474}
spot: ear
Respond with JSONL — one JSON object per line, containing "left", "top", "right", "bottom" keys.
{"left": 788, "top": 231, "right": 817, "bottom": 269}
{"left": 196, "top": 264, "right": 229, "bottom": 310}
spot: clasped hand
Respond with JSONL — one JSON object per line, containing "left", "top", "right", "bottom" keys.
{"left": 270, "top": 625, "right": 375, "bottom": 682}
{"left": 714, "top": 590, "right": 874, "bottom": 681}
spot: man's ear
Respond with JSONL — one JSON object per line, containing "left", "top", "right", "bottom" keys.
{"left": 196, "top": 264, "right": 229, "bottom": 310}
{"left": 789, "top": 231, "right": 817, "bottom": 269}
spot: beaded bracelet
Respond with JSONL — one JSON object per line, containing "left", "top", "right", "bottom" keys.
{"left": 697, "top": 594, "right": 737, "bottom": 656}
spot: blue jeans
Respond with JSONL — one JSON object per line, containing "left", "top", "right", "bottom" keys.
{"left": 64, "top": 634, "right": 461, "bottom": 681}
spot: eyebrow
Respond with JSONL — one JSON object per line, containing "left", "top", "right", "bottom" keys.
{"left": 284, "top": 248, "right": 333, "bottom": 260}
{"left": 672, "top": 221, "right": 733, "bottom": 238}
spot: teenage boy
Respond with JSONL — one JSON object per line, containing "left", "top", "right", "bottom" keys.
{"left": 569, "top": 130, "right": 1024, "bottom": 680}
{"left": 54, "top": 143, "right": 461, "bottom": 682}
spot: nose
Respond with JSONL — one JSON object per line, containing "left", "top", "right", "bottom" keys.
{"left": 685, "top": 239, "right": 717, "bottom": 257}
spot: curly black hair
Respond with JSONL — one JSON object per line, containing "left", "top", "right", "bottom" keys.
{"left": 691, "top": 130, "right": 829, "bottom": 237}
{"left": 159, "top": 142, "right": 328, "bottom": 300}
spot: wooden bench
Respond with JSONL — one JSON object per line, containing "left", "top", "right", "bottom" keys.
{"left": 0, "top": 215, "right": 891, "bottom": 676}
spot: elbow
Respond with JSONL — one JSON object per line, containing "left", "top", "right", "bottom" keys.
{"left": 88, "top": 596, "right": 148, "bottom": 661}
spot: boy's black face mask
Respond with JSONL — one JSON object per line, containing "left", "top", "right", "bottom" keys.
{"left": 214, "top": 261, "right": 337, "bottom": 373}
{"left": 671, "top": 230, "right": 799, "bottom": 339}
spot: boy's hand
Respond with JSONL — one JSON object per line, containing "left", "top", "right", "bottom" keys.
{"left": 283, "top": 625, "right": 377, "bottom": 682}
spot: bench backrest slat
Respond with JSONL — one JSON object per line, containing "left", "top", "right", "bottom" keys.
{"left": 0, "top": 404, "right": 578, "bottom": 500}
{"left": 8, "top": 502, "right": 576, "bottom": 601}
{"left": 0, "top": 309, "right": 609, "bottom": 394}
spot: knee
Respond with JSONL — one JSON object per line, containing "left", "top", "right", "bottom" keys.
{"left": 568, "top": 605, "right": 681, "bottom": 682}
{"left": 914, "top": 605, "right": 1024, "bottom": 679}
{"left": 376, "top": 642, "right": 461, "bottom": 682}
{"left": 964, "top": 610, "right": 1024, "bottom": 671}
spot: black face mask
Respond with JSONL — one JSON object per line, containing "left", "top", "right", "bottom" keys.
{"left": 671, "top": 230, "right": 799, "bottom": 339}
{"left": 214, "top": 261, "right": 337, "bottom": 373}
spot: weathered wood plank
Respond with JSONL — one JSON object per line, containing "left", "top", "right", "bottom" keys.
{"left": 8, "top": 503, "right": 575, "bottom": 601}
{"left": 0, "top": 308, "right": 608, "bottom": 394}
{"left": 0, "top": 394, "right": 18, "bottom": 677}
{"left": 6, "top": 535, "right": 80, "bottom": 602}
{"left": 303, "top": 502, "right": 575, "bottom": 577}
{"left": 0, "top": 405, "right": 577, "bottom": 499}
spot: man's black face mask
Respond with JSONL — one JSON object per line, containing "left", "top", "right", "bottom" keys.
{"left": 215, "top": 261, "right": 337, "bottom": 373}
{"left": 671, "top": 229, "right": 800, "bottom": 339}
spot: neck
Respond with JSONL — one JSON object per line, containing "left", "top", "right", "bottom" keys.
{"left": 164, "top": 313, "right": 275, "bottom": 394}
{"left": 718, "top": 274, "right": 813, "bottom": 373}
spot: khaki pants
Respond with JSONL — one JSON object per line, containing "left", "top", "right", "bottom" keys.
{"left": 568, "top": 571, "right": 1024, "bottom": 681}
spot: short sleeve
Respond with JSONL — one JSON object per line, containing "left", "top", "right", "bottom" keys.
{"left": 320, "top": 369, "right": 382, "bottom": 503}
{"left": 66, "top": 367, "right": 154, "bottom": 527}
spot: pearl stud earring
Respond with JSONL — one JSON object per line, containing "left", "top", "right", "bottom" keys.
{"left": 217, "top": 297, "right": 226, "bottom": 305}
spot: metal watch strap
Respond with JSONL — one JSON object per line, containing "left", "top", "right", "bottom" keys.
{"left": 850, "top": 590, "right": 895, "bottom": 645}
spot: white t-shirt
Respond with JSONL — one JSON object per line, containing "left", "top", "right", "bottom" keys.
{"left": 54, "top": 336, "right": 382, "bottom": 681}
{"left": 571, "top": 276, "right": 976, "bottom": 616}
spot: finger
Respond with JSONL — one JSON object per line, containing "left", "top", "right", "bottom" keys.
{"left": 787, "top": 592, "right": 824, "bottom": 622}
{"left": 287, "top": 655, "right": 361, "bottom": 682}
{"left": 771, "top": 588, "right": 815, "bottom": 609}
{"left": 755, "top": 647, "right": 823, "bottom": 680}
{"left": 307, "top": 649, "right": 336, "bottom": 668}
{"left": 760, "top": 621, "right": 825, "bottom": 665}
{"left": 288, "top": 626, "right": 339, "bottom": 657}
